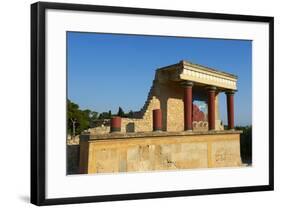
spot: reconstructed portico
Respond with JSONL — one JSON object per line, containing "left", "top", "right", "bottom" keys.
{"left": 79, "top": 61, "right": 242, "bottom": 174}
{"left": 155, "top": 60, "right": 238, "bottom": 132}
{"left": 120, "top": 60, "right": 238, "bottom": 133}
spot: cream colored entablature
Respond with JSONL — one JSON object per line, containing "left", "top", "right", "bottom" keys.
{"left": 156, "top": 60, "right": 238, "bottom": 90}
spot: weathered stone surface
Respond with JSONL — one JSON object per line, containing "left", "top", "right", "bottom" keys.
{"left": 81, "top": 129, "right": 242, "bottom": 140}
{"left": 211, "top": 140, "right": 242, "bottom": 167}
{"left": 79, "top": 131, "right": 242, "bottom": 174}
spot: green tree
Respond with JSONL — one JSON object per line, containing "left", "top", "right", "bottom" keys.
{"left": 67, "top": 99, "right": 91, "bottom": 136}
{"left": 127, "top": 110, "right": 134, "bottom": 118}
{"left": 108, "top": 110, "right": 112, "bottom": 118}
{"left": 90, "top": 111, "right": 99, "bottom": 120}
{"left": 117, "top": 107, "right": 125, "bottom": 117}
{"left": 98, "top": 112, "right": 111, "bottom": 119}
{"left": 236, "top": 125, "right": 252, "bottom": 164}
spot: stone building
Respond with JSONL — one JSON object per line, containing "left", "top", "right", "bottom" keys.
{"left": 79, "top": 60, "right": 242, "bottom": 174}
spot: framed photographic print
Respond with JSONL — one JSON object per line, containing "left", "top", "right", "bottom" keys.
{"left": 31, "top": 1, "right": 274, "bottom": 206}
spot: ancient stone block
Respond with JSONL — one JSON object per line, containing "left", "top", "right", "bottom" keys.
{"left": 79, "top": 132, "right": 242, "bottom": 174}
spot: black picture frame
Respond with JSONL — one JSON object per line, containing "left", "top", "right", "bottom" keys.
{"left": 31, "top": 1, "right": 274, "bottom": 206}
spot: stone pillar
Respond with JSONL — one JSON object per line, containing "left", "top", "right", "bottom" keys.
{"left": 181, "top": 81, "right": 193, "bottom": 131}
{"left": 153, "top": 109, "right": 162, "bottom": 131}
{"left": 110, "top": 116, "right": 121, "bottom": 132}
{"left": 207, "top": 86, "right": 216, "bottom": 130}
{"left": 226, "top": 91, "right": 235, "bottom": 130}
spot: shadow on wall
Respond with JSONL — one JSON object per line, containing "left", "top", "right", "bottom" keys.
{"left": 126, "top": 122, "right": 135, "bottom": 132}
{"left": 67, "top": 145, "right": 80, "bottom": 174}
{"left": 157, "top": 83, "right": 208, "bottom": 131}
{"left": 157, "top": 83, "right": 183, "bottom": 131}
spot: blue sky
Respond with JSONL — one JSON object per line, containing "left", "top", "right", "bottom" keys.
{"left": 67, "top": 32, "right": 252, "bottom": 126}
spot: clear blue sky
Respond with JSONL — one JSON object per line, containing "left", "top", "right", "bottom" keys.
{"left": 67, "top": 32, "right": 252, "bottom": 126}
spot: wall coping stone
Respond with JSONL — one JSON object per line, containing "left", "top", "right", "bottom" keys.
{"left": 80, "top": 130, "right": 242, "bottom": 141}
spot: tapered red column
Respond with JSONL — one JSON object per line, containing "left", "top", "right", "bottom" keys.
{"left": 181, "top": 81, "right": 193, "bottom": 131}
{"left": 207, "top": 86, "right": 216, "bottom": 130}
{"left": 110, "top": 116, "right": 121, "bottom": 132}
{"left": 153, "top": 109, "right": 162, "bottom": 131}
{"left": 226, "top": 91, "right": 235, "bottom": 130}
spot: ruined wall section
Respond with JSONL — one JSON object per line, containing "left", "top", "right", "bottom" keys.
{"left": 79, "top": 132, "right": 242, "bottom": 174}
{"left": 122, "top": 69, "right": 185, "bottom": 132}
{"left": 121, "top": 96, "right": 160, "bottom": 133}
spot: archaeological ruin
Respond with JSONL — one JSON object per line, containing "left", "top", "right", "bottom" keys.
{"left": 78, "top": 60, "right": 243, "bottom": 174}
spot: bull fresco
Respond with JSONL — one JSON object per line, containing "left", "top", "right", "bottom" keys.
{"left": 193, "top": 100, "right": 208, "bottom": 122}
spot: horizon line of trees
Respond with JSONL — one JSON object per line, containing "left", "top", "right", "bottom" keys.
{"left": 67, "top": 99, "right": 135, "bottom": 136}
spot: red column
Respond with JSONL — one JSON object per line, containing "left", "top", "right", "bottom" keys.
{"left": 153, "top": 109, "right": 162, "bottom": 131}
{"left": 110, "top": 116, "right": 121, "bottom": 132}
{"left": 208, "top": 87, "right": 216, "bottom": 130}
{"left": 182, "top": 81, "right": 193, "bottom": 131}
{"left": 226, "top": 91, "right": 235, "bottom": 130}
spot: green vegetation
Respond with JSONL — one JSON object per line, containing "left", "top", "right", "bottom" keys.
{"left": 67, "top": 100, "right": 135, "bottom": 136}
{"left": 117, "top": 107, "right": 125, "bottom": 117}
{"left": 98, "top": 110, "right": 112, "bottom": 119}
{"left": 236, "top": 125, "right": 252, "bottom": 164}
{"left": 67, "top": 99, "right": 98, "bottom": 136}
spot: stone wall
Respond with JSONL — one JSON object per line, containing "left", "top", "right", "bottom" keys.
{"left": 79, "top": 131, "right": 242, "bottom": 174}
{"left": 121, "top": 96, "right": 160, "bottom": 132}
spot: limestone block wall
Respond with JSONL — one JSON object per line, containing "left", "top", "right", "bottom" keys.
{"left": 119, "top": 81, "right": 189, "bottom": 132}
{"left": 79, "top": 131, "right": 242, "bottom": 174}
{"left": 121, "top": 96, "right": 161, "bottom": 133}
{"left": 155, "top": 82, "right": 184, "bottom": 132}
{"left": 89, "top": 125, "right": 110, "bottom": 135}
